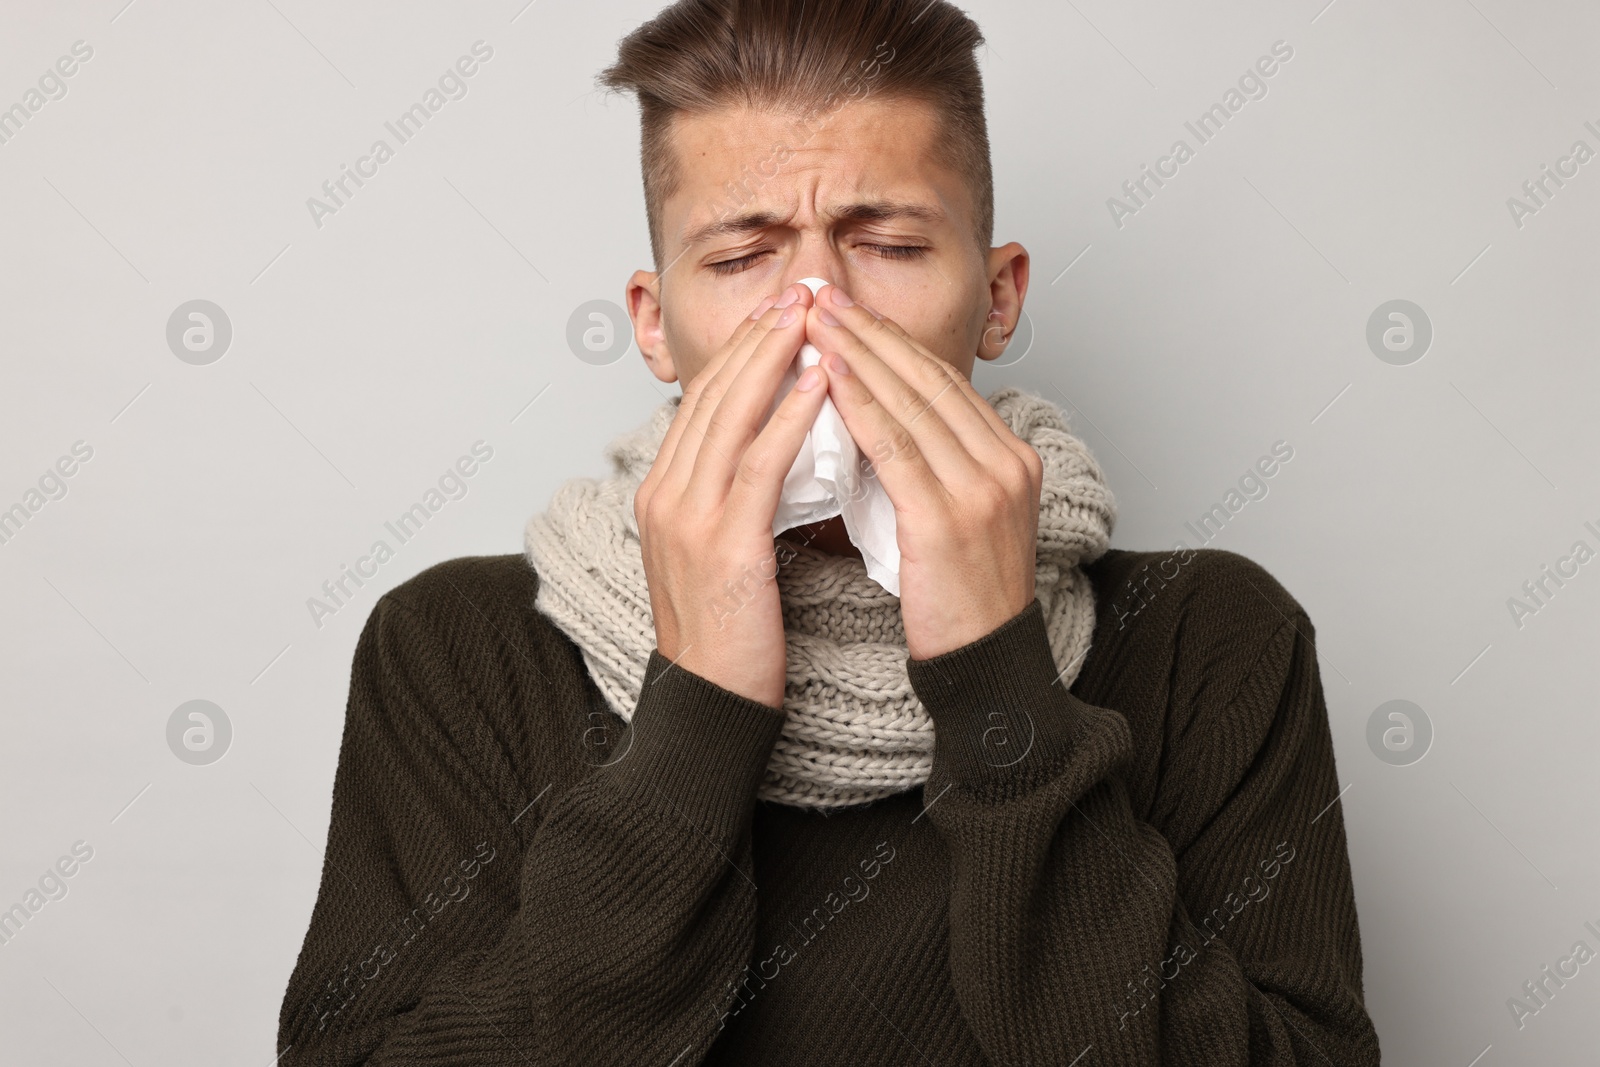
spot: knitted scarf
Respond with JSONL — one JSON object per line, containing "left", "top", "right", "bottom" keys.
{"left": 523, "top": 386, "right": 1117, "bottom": 809}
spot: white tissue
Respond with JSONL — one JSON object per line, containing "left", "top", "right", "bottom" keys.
{"left": 767, "top": 277, "right": 902, "bottom": 596}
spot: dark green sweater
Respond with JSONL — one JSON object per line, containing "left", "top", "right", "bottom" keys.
{"left": 275, "top": 546, "right": 1380, "bottom": 1065}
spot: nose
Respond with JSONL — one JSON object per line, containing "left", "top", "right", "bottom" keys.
{"left": 782, "top": 240, "right": 844, "bottom": 299}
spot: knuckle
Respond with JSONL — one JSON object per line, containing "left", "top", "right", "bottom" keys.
{"left": 1020, "top": 444, "right": 1044, "bottom": 481}
{"left": 734, "top": 452, "right": 768, "bottom": 489}
{"left": 912, "top": 353, "right": 953, "bottom": 391}
{"left": 695, "top": 376, "right": 726, "bottom": 409}
{"left": 886, "top": 425, "right": 918, "bottom": 464}
{"left": 641, "top": 493, "right": 666, "bottom": 529}
{"left": 895, "top": 390, "right": 928, "bottom": 424}
{"left": 863, "top": 313, "right": 896, "bottom": 342}
{"left": 1000, "top": 453, "right": 1034, "bottom": 494}
{"left": 704, "top": 411, "right": 737, "bottom": 443}
{"left": 853, "top": 380, "right": 880, "bottom": 412}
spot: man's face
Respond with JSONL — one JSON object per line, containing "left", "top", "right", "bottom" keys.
{"left": 626, "top": 95, "right": 1027, "bottom": 389}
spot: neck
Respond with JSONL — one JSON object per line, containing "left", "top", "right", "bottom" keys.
{"left": 779, "top": 515, "right": 862, "bottom": 560}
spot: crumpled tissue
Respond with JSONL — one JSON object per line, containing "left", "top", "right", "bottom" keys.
{"left": 766, "top": 277, "right": 902, "bottom": 596}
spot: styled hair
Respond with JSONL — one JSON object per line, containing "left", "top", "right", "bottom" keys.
{"left": 596, "top": 0, "right": 993, "bottom": 270}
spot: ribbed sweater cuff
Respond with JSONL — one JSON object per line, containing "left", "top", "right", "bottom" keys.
{"left": 905, "top": 599, "right": 1079, "bottom": 792}
{"left": 596, "top": 649, "right": 786, "bottom": 841}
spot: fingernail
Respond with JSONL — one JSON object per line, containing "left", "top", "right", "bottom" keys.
{"left": 825, "top": 351, "right": 850, "bottom": 376}
{"left": 751, "top": 295, "right": 778, "bottom": 320}
{"left": 819, "top": 308, "right": 840, "bottom": 327}
{"left": 796, "top": 366, "right": 820, "bottom": 391}
{"left": 775, "top": 286, "right": 801, "bottom": 308}
{"left": 776, "top": 305, "right": 798, "bottom": 327}
{"left": 830, "top": 286, "right": 854, "bottom": 307}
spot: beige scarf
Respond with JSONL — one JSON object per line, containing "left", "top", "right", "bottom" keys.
{"left": 523, "top": 386, "right": 1116, "bottom": 809}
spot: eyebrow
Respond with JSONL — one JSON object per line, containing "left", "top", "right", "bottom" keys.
{"left": 679, "top": 199, "right": 947, "bottom": 249}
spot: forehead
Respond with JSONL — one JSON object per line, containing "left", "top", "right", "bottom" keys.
{"left": 662, "top": 96, "right": 965, "bottom": 246}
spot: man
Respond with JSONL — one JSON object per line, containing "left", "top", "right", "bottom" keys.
{"left": 276, "top": 1, "right": 1381, "bottom": 1063}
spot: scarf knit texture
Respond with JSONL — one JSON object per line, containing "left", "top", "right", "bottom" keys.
{"left": 524, "top": 386, "right": 1117, "bottom": 809}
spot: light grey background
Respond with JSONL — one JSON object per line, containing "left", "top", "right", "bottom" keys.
{"left": 2, "top": 0, "right": 1596, "bottom": 1063}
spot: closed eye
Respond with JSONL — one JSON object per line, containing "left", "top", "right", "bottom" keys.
{"left": 706, "top": 244, "right": 928, "bottom": 277}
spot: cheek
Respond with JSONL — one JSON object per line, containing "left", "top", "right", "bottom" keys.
{"left": 658, "top": 304, "right": 723, "bottom": 385}
{"left": 900, "top": 304, "right": 973, "bottom": 365}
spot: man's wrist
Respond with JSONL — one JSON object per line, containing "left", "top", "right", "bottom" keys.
{"left": 905, "top": 599, "right": 1080, "bottom": 792}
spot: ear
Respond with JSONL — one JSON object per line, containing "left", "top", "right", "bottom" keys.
{"left": 627, "top": 270, "right": 678, "bottom": 383}
{"left": 977, "top": 242, "right": 1029, "bottom": 363}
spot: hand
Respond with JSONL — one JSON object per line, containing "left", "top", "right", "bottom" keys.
{"left": 804, "top": 285, "right": 1043, "bottom": 661}
{"left": 633, "top": 284, "right": 832, "bottom": 707}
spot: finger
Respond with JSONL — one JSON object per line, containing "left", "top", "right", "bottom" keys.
{"left": 660, "top": 287, "right": 809, "bottom": 497}
{"left": 867, "top": 310, "right": 1022, "bottom": 455}
{"left": 644, "top": 299, "right": 777, "bottom": 509}
{"left": 818, "top": 353, "right": 950, "bottom": 513}
{"left": 898, "top": 317, "right": 1045, "bottom": 485}
{"left": 808, "top": 289, "right": 1012, "bottom": 472}
{"left": 650, "top": 290, "right": 784, "bottom": 480}
{"left": 724, "top": 364, "right": 832, "bottom": 527}
{"left": 669, "top": 288, "right": 810, "bottom": 501}
{"left": 805, "top": 304, "right": 985, "bottom": 487}
{"left": 680, "top": 291, "right": 785, "bottom": 414}
{"left": 684, "top": 293, "right": 814, "bottom": 507}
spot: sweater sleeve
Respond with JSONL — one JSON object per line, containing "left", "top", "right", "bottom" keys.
{"left": 275, "top": 588, "right": 786, "bottom": 1066}
{"left": 904, "top": 593, "right": 1380, "bottom": 1065}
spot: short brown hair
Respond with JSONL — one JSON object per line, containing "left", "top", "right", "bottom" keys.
{"left": 597, "top": 0, "right": 993, "bottom": 271}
